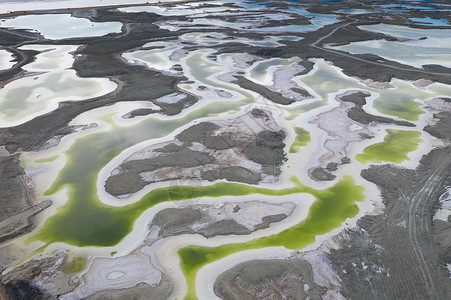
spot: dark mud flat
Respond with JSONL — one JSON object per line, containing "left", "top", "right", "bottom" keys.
{"left": 0, "top": 155, "right": 51, "bottom": 243}
{"left": 328, "top": 146, "right": 451, "bottom": 300}
{"left": 325, "top": 103, "right": 451, "bottom": 299}
{"left": 0, "top": 252, "right": 74, "bottom": 299}
{"left": 87, "top": 281, "right": 173, "bottom": 300}
{"left": 105, "top": 109, "right": 287, "bottom": 196}
{"left": 425, "top": 109, "right": 451, "bottom": 141}
{"left": 232, "top": 75, "right": 307, "bottom": 105}
{"left": 214, "top": 259, "right": 325, "bottom": 299}
{"left": 151, "top": 206, "right": 288, "bottom": 238}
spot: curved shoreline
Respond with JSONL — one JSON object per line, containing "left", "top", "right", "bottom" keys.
{"left": 0, "top": 0, "right": 188, "bottom": 16}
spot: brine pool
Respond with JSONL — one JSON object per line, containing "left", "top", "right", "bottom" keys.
{"left": 332, "top": 24, "right": 451, "bottom": 69}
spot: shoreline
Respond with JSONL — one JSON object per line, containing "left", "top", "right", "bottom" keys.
{"left": 0, "top": 0, "right": 191, "bottom": 17}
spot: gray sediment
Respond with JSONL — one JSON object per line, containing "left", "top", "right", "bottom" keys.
{"left": 0, "top": 252, "right": 76, "bottom": 300}
{"left": 201, "top": 166, "right": 262, "bottom": 184}
{"left": 105, "top": 110, "right": 287, "bottom": 196}
{"left": 232, "top": 75, "right": 296, "bottom": 105}
{"left": 424, "top": 111, "right": 451, "bottom": 141}
{"left": 87, "top": 281, "right": 173, "bottom": 300}
{"left": 328, "top": 146, "right": 451, "bottom": 299}
{"left": 0, "top": 155, "right": 51, "bottom": 243}
{"left": 213, "top": 258, "right": 325, "bottom": 300}
{"left": 151, "top": 207, "right": 289, "bottom": 239}
{"left": 310, "top": 167, "right": 336, "bottom": 181}
{"left": 105, "top": 149, "right": 215, "bottom": 195}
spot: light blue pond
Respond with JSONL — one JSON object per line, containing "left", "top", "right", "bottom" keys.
{"left": 233, "top": 1, "right": 339, "bottom": 32}
{"left": 410, "top": 17, "right": 450, "bottom": 27}
{"left": 359, "top": 23, "right": 451, "bottom": 39}
{"left": 284, "top": 7, "right": 338, "bottom": 27}
{"left": 377, "top": 4, "right": 440, "bottom": 14}
{"left": 0, "top": 14, "right": 122, "bottom": 40}
{"left": 336, "top": 9, "right": 378, "bottom": 14}
{"left": 333, "top": 24, "right": 451, "bottom": 68}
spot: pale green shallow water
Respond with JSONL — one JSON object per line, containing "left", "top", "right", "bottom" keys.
{"left": 0, "top": 45, "right": 117, "bottom": 127}
{"left": 28, "top": 52, "right": 435, "bottom": 246}
{"left": 248, "top": 58, "right": 292, "bottom": 84}
{"left": 289, "top": 60, "right": 438, "bottom": 121}
{"left": 289, "top": 127, "right": 311, "bottom": 153}
{"left": 30, "top": 101, "right": 250, "bottom": 246}
{"left": 333, "top": 24, "right": 451, "bottom": 68}
{"left": 0, "top": 70, "right": 116, "bottom": 126}
{"left": 356, "top": 129, "right": 422, "bottom": 164}
{"left": 123, "top": 42, "right": 179, "bottom": 70}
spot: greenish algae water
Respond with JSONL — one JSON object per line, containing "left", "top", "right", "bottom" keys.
{"left": 286, "top": 101, "right": 325, "bottom": 120}
{"left": 249, "top": 58, "right": 291, "bottom": 83}
{"left": 29, "top": 50, "right": 264, "bottom": 247}
{"left": 286, "top": 60, "right": 361, "bottom": 120}
{"left": 62, "top": 256, "right": 87, "bottom": 274}
{"left": 179, "top": 176, "right": 365, "bottom": 300}
{"left": 289, "top": 127, "right": 311, "bottom": 153}
{"left": 356, "top": 129, "right": 422, "bottom": 164}
{"left": 288, "top": 61, "right": 435, "bottom": 122}
{"left": 427, "top": 83, "right": 451, "bottom": 98}
{"left": 125, "top": 42, "right": 178, "bottom": 70}
{"left": 298, "top": 61, "right": 360, "bottom": 100}
{"left": 372, "top": 81, "right": 426, "bottom": 121}
{"left": 35, "top": 155, "right": 59, "bottom": 163}
{"left": 29, "top": 101, "right": 250, "bottom": 246}
{"left": 0, "top": 70, "right": 114, "bottom": 125}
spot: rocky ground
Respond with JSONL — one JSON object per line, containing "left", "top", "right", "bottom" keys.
{"left": 105, "top": 109, "right": 287, "bottom": 197}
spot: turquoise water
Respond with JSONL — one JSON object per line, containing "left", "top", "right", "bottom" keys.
{"left": 277, "top": 6, "right": 338, "bottom": 32}
{"left": 410, "top": 17, "right": 450, "bottom": 27}
{"left": 336, "top": 9, "right": 378, "bottom": 14}
{"left": 135, "top": 0, "right": 339, "bottom": 33}
{"left": 358, "top": 24, "right": 451, "bottom": 39}
{"left": 377, "top": 4, "right": 440, "bottom": 14}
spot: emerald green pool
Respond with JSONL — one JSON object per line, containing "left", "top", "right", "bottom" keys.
{"left": 356, "top": 129, "right": 422, "bottom": 164}
{"left": 179, "top": 176, "right": 365, "bottom": 300}
{"left": 29, "top": 100, "right": 252, "bottom": 246}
